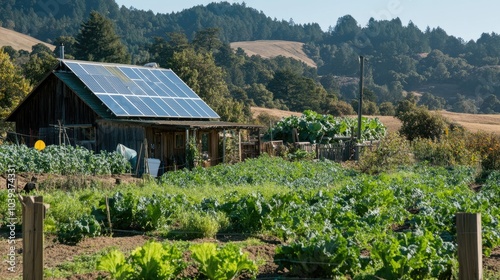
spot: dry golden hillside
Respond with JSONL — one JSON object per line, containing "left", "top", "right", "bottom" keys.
{"left": 251, "top": 107, "right": 500, "bottom": 134}
{"left": 0, "top": 27, "right": 55, "bottom": 52}
{"left": 230, "top": 40, "right": 316, "bottom": 68}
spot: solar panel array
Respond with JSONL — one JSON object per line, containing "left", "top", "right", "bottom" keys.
{"left": 63, "top": 61, "right": 220, "bottom": 119}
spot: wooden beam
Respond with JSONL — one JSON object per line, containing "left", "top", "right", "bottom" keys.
{"left": 238, "top": 129, "right": 242, "bottom": 162}
{"left": 457, "top": 212, "right": 482, "bottom": 280}
{"left": 20, "top": 196, "right": 47, "bottom": 280}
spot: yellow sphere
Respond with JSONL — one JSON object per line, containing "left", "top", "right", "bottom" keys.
{"left": 34, "top": 140, "right": 46, "bottom": 151}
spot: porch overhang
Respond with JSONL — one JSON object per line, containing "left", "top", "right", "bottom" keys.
{"left": 97, "top": 119, "right": 263, "bottom": 130}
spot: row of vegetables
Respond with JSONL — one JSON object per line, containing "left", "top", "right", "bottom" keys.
{"left": 2, "top": 154, "right": 499, "bottom": 278}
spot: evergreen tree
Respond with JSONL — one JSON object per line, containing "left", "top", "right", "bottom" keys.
{"left": 74, "top": 11, "right": 130, "bottom": 63}
{"left": 149, "top": 32, "right": 190, "bottom": 68}
{"left": 267, "top": 70, "right": 327, "bottom": 112}
{"left": 169, "top": 48, "right": 247, "bottom": 122}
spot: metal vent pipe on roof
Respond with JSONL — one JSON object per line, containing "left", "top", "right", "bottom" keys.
{"left": 60, "top": 43, "right": 64, "bottom": 59}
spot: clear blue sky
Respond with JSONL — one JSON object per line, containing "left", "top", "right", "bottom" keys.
{"left": 115, "top": 0, "right": 499, "bottom": 42}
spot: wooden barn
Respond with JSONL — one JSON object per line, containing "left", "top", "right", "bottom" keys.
{"left": 6, "top": 59, "right": 261, "bottom": 173}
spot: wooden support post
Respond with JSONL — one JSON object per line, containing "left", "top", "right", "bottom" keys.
{"left": 456, "top": 212, "right": 482, "bottom": 280}
{"left": 185, "top": 129, "right": 189, "bottom": 167}
{"left": 222, "top": 129, "right": 226, "bottom": 164}
{"left": 19, "top": 196, "right": 48, "bottom": 280}
{"left": 143, "top": 138, "right": 149, "bottom": 175}
{"left": 238, "top": 129, "right": 242, "bottom": 162}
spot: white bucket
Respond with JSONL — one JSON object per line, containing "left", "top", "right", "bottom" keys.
{"left": 147, "top": 158, "right": 161, "bottom": 177}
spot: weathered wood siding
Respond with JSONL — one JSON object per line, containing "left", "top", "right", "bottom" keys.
{"left": 96, "top": 121, "right": 145, "bottom": 153}
{"left": 10, "top": 74, "right": 98, "bottom": 144}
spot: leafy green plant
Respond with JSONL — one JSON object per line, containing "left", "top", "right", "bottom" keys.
{"left": 45, "top": 250, "right": 109, "bottom": 278}
{"left": 370, "top": 230, "right": 456, "bottom": 279}
{"left": 56, "top": 214, "right": 101, "bottom": 245}
{"left": 220, "top": 192, "right": 270, "bottom": 233}
{"left": 190, "top": 243, "right": 258, "bottom": 280}
{"left": 0, "top": 144, "right": 130, "bottom": 175}
{"left": 265, "top": 110, "right": 386, "bottom": 144}
{"left": 97, "top": 249, "right": 133, "bottom": 280}
{"left": 170, "top": 210, "right": 226, "bottom": 239}
{"left": 97, "top": 241, "right": 186, "bottom": 280}
{"left": 274, "top": 232, "right": 363, "bottom": 277}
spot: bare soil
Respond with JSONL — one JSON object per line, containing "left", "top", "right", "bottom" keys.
{"left": 230, "top": 40, "right": 317, "bottom": 68}
{"left": 0, "top": 27, "right": 55, "bottom": 52}
{"left": 1, "top": 231, "right": 499, "bottom": 279}
{"left": 0, "top": 233, "right": 280, "bottom": 279}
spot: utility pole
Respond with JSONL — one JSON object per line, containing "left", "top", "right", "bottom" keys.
{"left": 355, "top": 56, "right": 365, "bottom": 160}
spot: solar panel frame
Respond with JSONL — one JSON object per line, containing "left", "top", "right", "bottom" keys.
{"left": 161, "top": 70, "right": 199, "bottom": 98}
{"left": 92, "top": 75, "right": 117, "bottom": 93}
{"left": 175, "top": 99, "right": 202, "bottom": 117}
{"left": 95, "top": 94, "right": 128, "bottom": 116}
{"left": 118, "top": 66, "right": 141, "bottom": 80}
{"left": 110, "top": 95, "right": 143, "bottom": 116}
{"left": 125, "top": 95, "right": 158, "bottom": 116}
{"left": 63, "top": 60, "right": 220, "bottom": 119}
{"left": 134, "top": 80, "right": 158, "bottom": 97}
{"left": 193, "top": 99, "right": 219, "bottom": 118}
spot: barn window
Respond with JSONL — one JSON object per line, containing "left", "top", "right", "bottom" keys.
{"left": 175, "top": 133, "right": 185, "bottom": 149}
{"left": 201, "top": 132, "right": 209, "bottom": 153}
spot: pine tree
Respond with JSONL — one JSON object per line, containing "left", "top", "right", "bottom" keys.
{"left": 169, "top": 48, "right": 247, "bottom": 122}
{"left": 74, "top": 11, "right": 130, "bottom": 63}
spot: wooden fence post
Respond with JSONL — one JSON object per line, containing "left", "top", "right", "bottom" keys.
{"left": 19, "top": 195, "right": 48, "bottom": 280}
{"left": 456, "top": 212, "right": 482, "bottom": 280}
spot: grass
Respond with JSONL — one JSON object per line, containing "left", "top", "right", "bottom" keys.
{"left": 44, "top": 250, "right": 108, "bottom": 278}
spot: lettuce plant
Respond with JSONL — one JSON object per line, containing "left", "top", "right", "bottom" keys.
{"left": 97, "top": 241, "right": 186, "bottom": 280}
{"left": 190, "top": 243, "right": 258, "bottom": 280}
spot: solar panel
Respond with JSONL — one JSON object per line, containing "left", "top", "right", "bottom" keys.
{"left": 63, "top": 60, "right": 220, "bottom": 119}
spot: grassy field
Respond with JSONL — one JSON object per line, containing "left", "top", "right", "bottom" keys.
{"left": 251, "top": 106, "right": 500, "bottom": 134}
{"left": 0, "top": 26, "right": 55, "bottom": 51}
{"left": 230, "top": 40, "right": 317, "bottom": 68}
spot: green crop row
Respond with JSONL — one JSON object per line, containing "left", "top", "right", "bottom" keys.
{"left": 265, "top": 109, "right": 387, "bottom": 144}
{"left": 2, "top": 156, "right": 499, "bottom": 278}
{"left": 0, "top": 144, "right": 130, "bottom": 175}
{"left": 97, "top": 241, "right": 257, "bottom": 280}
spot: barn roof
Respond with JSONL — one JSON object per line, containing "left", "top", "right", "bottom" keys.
{"left": 7, "top": 59, "right": 221, "bottom": 122}
{"left": 59, "top": 59, "right": 220, "bottom": 120}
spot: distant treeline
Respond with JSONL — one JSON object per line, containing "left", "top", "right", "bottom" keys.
{"left": 1, "top": 0, "right": 500, "bottom": 114}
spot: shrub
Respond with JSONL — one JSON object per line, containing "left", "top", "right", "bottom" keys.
{"left": 379, "top": 101, "right": 396, "bottom": 116}
{"left": 397, "top": 106, "right": 448, "bottom": 141}
{"left": 465, "top": 131, "right": 500, "bottom": 171}
{"left": 358, "top": 132, "right": 414, "bottom": 174}
{"left": 412, "top": 132, "right": 480, "bottom": 168}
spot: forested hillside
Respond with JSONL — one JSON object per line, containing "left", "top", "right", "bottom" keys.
{"left": 1, "top": 0, "right": 500, "bottom": 118}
